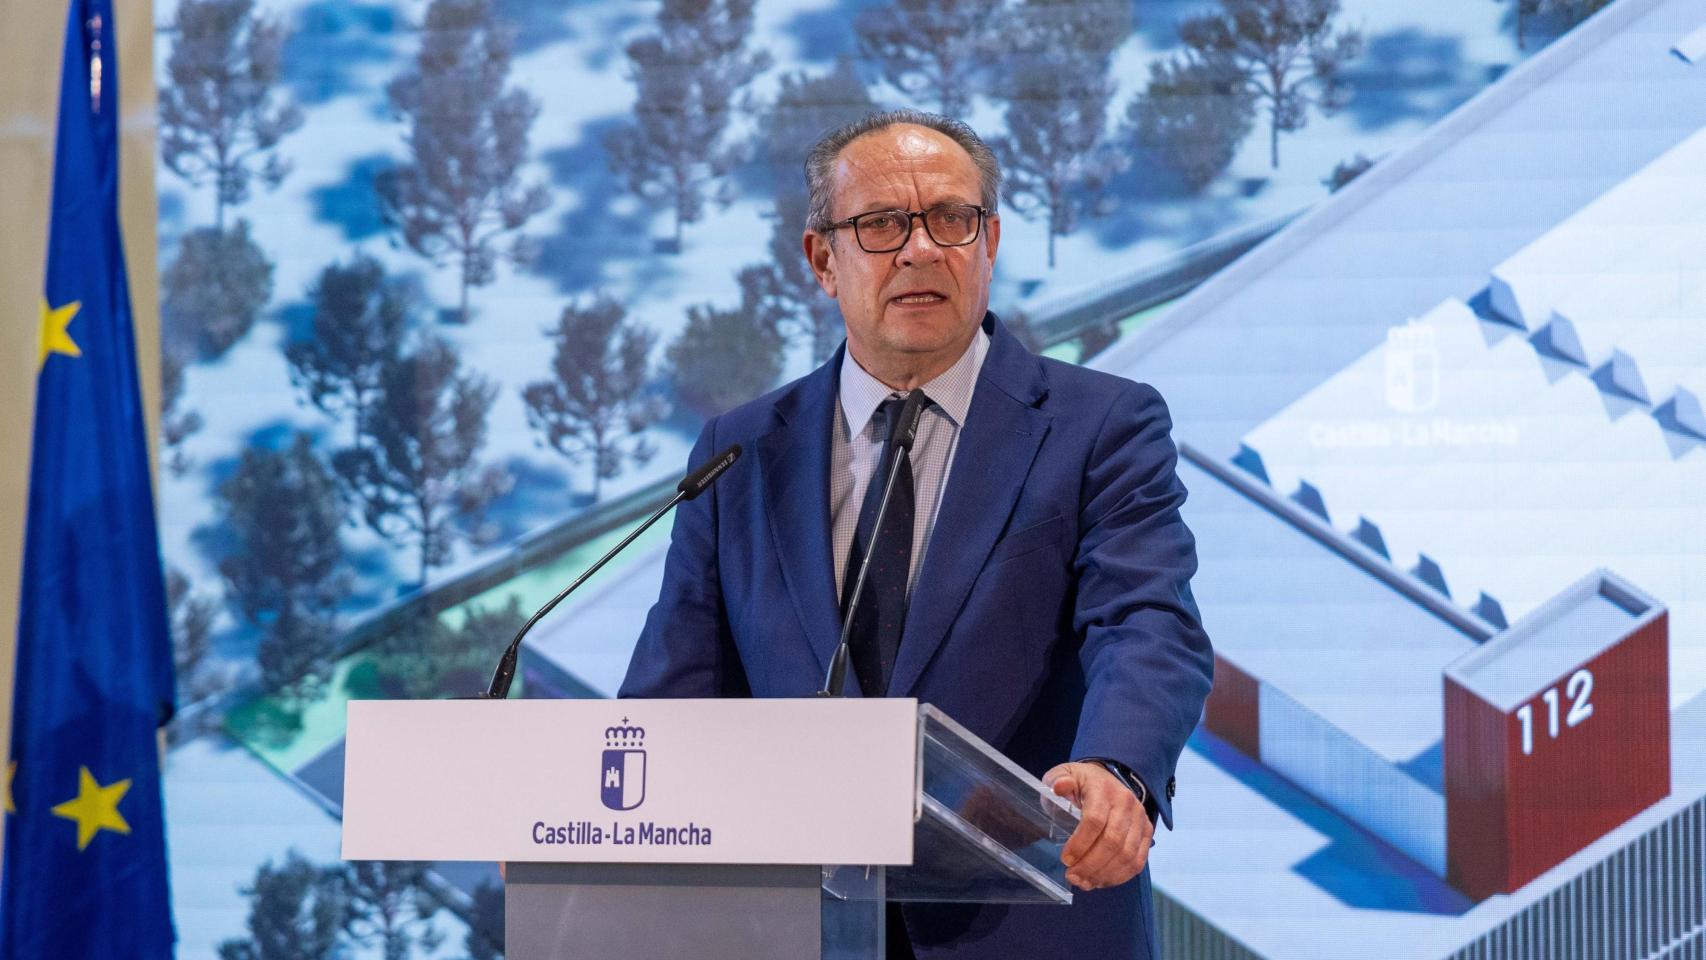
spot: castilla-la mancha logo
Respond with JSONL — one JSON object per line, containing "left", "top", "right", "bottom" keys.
{"left": 601, "top": 719, "right": 647, "bottom": 811}
{"left": 1385, "top": 320, "right": 1440, "bottom": 413}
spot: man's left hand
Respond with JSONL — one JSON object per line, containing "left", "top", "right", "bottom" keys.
{"left": 1043, "top": 761, "right": 1153, "bottom": 891}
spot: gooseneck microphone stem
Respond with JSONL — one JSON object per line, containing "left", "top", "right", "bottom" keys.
{"left": 820, "top": 389, "right": 928, "bottom": 697}
{"left": 820, "top": 446, "right": 911, "bottom": 698}
{"left": 483, "top": 493, "right": 680, "bottom": 699}
{"left": 484, "top": 444, "right": 741, "bottom": 700}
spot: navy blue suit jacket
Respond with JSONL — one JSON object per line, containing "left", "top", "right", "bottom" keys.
{"left": 620, "top": 314, "right": 1213, "bottom": 959}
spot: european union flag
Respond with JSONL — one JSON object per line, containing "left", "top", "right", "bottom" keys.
{"left": 1, "top": 0, "right": 177, "bottom": 955}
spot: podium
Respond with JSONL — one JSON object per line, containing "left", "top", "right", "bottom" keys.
{"left": 343, "top": 698, "right": 1079, "bottom": 959}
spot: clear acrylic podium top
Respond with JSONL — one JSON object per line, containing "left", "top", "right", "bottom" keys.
{"left": 824, "top": 704, "right": 1080, "bottom": 906}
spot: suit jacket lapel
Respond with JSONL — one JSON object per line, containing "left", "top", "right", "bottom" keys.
{"left": 757, "top": 353, "right": 850, "bottom": 689}
{"left": 889, "top": 318, "right": 1051, "bottom": 698}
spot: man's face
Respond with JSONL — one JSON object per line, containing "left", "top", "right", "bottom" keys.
{"left": 804, "top": 124, "right": 1000, "bottom": 382}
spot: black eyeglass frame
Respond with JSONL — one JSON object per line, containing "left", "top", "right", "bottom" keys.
{"left": 824, "top": 203, "right": 990, "bottom": 254}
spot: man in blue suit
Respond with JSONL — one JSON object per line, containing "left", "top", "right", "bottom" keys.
{"left": 620, "top": 110, "right": 1213, "bottom": 959}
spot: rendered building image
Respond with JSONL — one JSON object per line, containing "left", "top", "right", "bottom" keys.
{"left": 69, "top": 0, "right": 1701, "bottom": 951}
{"left": 523, "top": 0, "right": 1706, "bottom": 955}
{"left": 1106, "top": 0, "right": 1706, "bottom": 954}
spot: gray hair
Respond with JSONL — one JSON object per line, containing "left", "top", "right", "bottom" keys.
{"left": 803, "top": 109, "right": 1001, "bottom": 235}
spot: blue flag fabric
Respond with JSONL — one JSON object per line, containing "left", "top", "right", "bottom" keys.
{"left": 1, "top": 0, "right": 177, "bottom": 956}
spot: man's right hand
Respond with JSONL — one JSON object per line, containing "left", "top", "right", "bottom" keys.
{"left": 1044, "top": 761, "right": 1153, "bottom": 891}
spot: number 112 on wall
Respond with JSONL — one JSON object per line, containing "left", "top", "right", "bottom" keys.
{"left": 1516, "top": 669, "right": 1594, "bottom": 756}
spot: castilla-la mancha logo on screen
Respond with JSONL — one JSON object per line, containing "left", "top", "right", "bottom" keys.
{"left": 1384, "top": 320, "right": 1439, "bottom": 413}
{"left": 601, "top": 719, "right": 647, "bottom": 811}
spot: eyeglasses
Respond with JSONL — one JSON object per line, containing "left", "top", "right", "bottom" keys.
{"left": 826, "top": 203, "right": 988, "bottom": 253}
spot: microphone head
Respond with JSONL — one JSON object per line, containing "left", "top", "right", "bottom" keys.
{"left": 678, "top": 444, "right": 742, "bottom": 500}
{"left": 892, "top": 390, "right": 928, "bottom": 453}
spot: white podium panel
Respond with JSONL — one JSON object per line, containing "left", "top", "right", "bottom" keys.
{"left": 342, "top": 698, "right": 918, "bottom": 865}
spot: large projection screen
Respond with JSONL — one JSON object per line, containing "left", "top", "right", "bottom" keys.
{"left": 146, "top": 0, "right": 1706, "bottom": 956}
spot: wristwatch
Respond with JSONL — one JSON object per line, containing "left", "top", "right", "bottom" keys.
{"left": 1088, "top": 759, "right": 1147, "bottom": 806}
{"left": 1082, "top": 758, "right": 1158, "bottom": 824}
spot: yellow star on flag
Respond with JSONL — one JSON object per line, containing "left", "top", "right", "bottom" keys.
{"left": 4, "top": 761, "right": 14, "bottom": 815}
{"left": 39, "top": 298, "right": 82, "bottom": 369}
{"left": 50, "top": 766, "right": 131, "bottom": 850}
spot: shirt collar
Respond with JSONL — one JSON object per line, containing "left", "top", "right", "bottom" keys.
{"left": 838, "top": 327, "right": 989, "bottom": 437}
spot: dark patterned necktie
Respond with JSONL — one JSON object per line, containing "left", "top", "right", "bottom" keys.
{"left": 842, "top": 394, "right": 921, "bottom": 697}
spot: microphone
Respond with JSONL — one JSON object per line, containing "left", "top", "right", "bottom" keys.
{"left": 820, "top": 389, "right": 927, "bottom": 697}
{"left": 677, "top": 443, "right": 741, "bottom": 500}
{"left": 480, "top": 443, "right": 742, "bottom": 699}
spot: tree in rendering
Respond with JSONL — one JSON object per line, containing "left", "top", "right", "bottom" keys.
{"left": 991, "top": 0, "right": 1128, "bottom": 269}
{"left": 1544, "top": 0, "right": 1613, "bottom": 37}
{"left": 335, "top": 337, "right": 505, "bottom": 587}
{"left": 1323, "top": 152, "right": 1374, "bottom": 191}
{"left": 380, "top": 0, "right": 549, "bottom": 321}
{"left": 1509, "top": 0, "right": 1543, "bottom": 48}
{"left": 668, "top": 272, "right": 786, "bottom": 419}
{"left": 855, "top": 0, "right": 993, "bottom": 115}
{"left": 522, "top": 297, "right": 664, "bottom": 501}
{"left": 757, "top": 60, "right": 877, "bottom": 178}
{"left": 1509, "top": 0, "right": 1611, "bottom": 49}
{"left": 160, "top": 346, "right": 205, "bottom": 476}
{"left": 160, "top": 220, "right": 274, "bottom": 359}
{"left": 218, "top": 852, "right": 349, "bottom": 960}
{"left": 997, "top": 60, "right": 1125, "bottom": 269}
{"left": 159, "top": 0, "right": 303, "bottom": 228}
{"left": 371, "top": 598, "right": 526, "bottom": 700}
{"left": 338, "top": 860, "right": 442, "bottom": 960}
{"left": 165, "top": 566, "right": 222, "bottom": 742}
{"left": 605, "top": 0, "right": 772, "bottom": 249}
{"left": 285, "top": 254, "right": 413, "bottom": 449}
{"left": 217, "top": 434, "right": 349, "bottom": 700}
{"left": 1126, "top": 50, "right": 1258, "bottom": 191}
{"left": 1179, "top": 0, "right": 1362, "bottom": 168}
